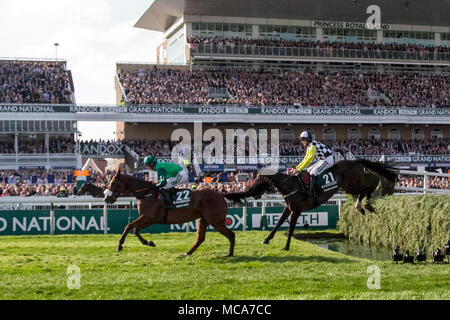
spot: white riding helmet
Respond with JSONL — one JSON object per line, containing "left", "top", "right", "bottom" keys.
{"left": 300, "top": 131, "right": 312, "bottom": 141}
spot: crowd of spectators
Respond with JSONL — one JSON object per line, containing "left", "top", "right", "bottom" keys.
{"left": 396, "top": 175, "right": 450, "bottom": 190}
{"left": 1, "top": 167, "right": 449, "bottom": 197}
{"left": 0, "top": 169, "right": 254, "bottom": 197}
{"left": 117, "top": 67, "right": 449, "bottom": 108}
{"left": 124, "top": 138, "right": 450, "bottom": 157}
{"left": 0, "top": 60, "right": 74, "bottom": 104}
{"left": 1, "top": 137, "right": 448, "bottom": 157}
{"left": 0, "top": 137, "right": 75, "bottom": 154}
{"left": 188, "top": 36, "right": 450, "bottom": 54}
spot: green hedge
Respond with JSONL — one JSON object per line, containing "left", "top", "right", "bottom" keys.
{"left": 338, "top": 195, "right": 450, "bottom": 255}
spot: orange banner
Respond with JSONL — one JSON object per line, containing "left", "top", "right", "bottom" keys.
{"left": 74, "top": 170, "right": 89, "bottom": 177}
{"left": 203, "top": 176, "right": 213, "bottom": 184}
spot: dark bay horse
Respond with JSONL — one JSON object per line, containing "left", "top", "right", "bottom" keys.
{"left": 103, "top": 169, "right": 235, "bottom": 256}
{"left": 78, "top": 182, "right": 134, "bottom": 198}
{"left": 77, "top": 183, "right": 104, "bottom": 197}
{"left": 224, "top": 159, "right": 397, "bottom": 251}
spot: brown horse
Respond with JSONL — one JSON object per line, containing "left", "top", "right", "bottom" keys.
{"left": 103, "top": 169, "right": 235, "bottom": 256}
{"left": 224, "top": 159, "right": 397, "bottom": 251}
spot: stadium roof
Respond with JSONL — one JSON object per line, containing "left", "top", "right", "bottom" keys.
{"left": 135, "top": 0, "right": 450, "bottom": 32}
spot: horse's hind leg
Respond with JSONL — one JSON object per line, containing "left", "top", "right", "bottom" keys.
{"left": 211, "top": 223, "right": 235, "bottom": 257}
{"left": 185, "top": 218, "right": 208, "bottom": 256}
{"left": 134, "top": 217, "right": 156, "bottom": 247}
{"left": 262, "top": 206, "right": 291, "bottom": 245}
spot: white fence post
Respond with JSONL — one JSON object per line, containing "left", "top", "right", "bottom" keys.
{"left": 50, "top": 203, "right": 55, "bottom": 236}
{"left": 261, "top": 200, "right": 266, "bottom": 230}
{"left": 423, "top": 173, "right": 428, "bottom": 194}
{"left": 103, "top": 203, "right": 108, "bottom": 234}
{"left": 242, "top": 206, "right": 247, "bottom": 231}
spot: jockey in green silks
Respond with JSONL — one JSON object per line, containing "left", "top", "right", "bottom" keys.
{"left": 143, "top": 155, "right": 188, "bottom": 189}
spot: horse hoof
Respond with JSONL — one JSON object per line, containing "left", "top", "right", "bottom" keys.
{"left": 359, "top": 209, "right": 366, "bottom": 215}
{"left": 366, "top": 205, "right": 375, "bottom": 213}
{"left": 261, "top": 239, "right": 270, "bottom": 245}
{"left": 147, "top": 241, "right": 156, "bottom": 247}
{"left": 117, "top": 246, "right": 123, "bottom": 252}
{"left": 283, "top": 247, "right": 290, "bottom": 251}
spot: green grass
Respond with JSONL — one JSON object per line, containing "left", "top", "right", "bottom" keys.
{"left": 0, "top": 231, "right": 449, "bottom": 300}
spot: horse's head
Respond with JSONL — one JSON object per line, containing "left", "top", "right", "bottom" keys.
{"left": 77, "top": 183, "right": 88, "bottom": 196}
{"left": 104, "top": 169, "right": 127, "bottom": 204}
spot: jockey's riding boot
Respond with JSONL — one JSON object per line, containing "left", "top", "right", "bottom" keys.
{"left": 159, "top": 188, "right": 172, "bottom": 207}
{"left": 307, "top": 175, "right": 317, "bottom": 198}
{"left": 297, "top": 174, "right": 306, "bottom": 193}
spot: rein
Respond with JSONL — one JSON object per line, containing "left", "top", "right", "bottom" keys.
{"left": 134, "top": 186, "right": 153, "bottom": 194}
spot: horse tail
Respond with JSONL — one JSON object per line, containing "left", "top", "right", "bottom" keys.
{"left": 355, "top": 159, "right": 398, "bottom": 182}
{"left": 223, "top": 177, "right": 274, "bottom": 202}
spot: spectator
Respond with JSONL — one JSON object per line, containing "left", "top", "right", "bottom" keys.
{"left": 0, "top": 60, "right": 74, "bottom": 104}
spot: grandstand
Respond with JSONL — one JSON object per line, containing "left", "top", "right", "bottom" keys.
{"left": 0, "top": 58, "right": 80, "bottom": 170}
{"left": 1, "top": 0, "right": 450, "bottom": 197}
{"left": 115, "top": 0, "right": 450, "bottom": 174}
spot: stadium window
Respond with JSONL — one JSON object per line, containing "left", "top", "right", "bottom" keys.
{"left": 230, "top": 24, "right": 237, "bottom": 32}
{"left": 323, "top": 128, "right": 336, "bottom": 140}
{"left": 281, "top": 128, "right": 294, "bottom": 140}
{"left": 215, "top": 23, "right": 222, "bottom": 32}
{"left": 411, "top": 128, "right": 424, "bottom": 140}
{"left": 238, "top": 24, "right": 244, "bottom": 33}
{"left": 348, "top": 128, "right": 361, "bottom": 140}
{"left": 368, "top": 128, "right": 381, "bottom": 140}
{"left": 192, "top": 23, "right": 199, "bottom": 31}
{"left": 223, "top": 24, "right": 229, "bottom": 32}
{"left": 388, "top": 128, "right": 400, "bottom": 140}
{"left": 431, "top": 129, "right": 443, "bottom": 139}
{"left": 200, "top": 23, "right": 207, "bottom": 31}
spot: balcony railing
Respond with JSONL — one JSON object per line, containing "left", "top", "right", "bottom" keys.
{"left": 0, "top": 153, "right": 81, "bottom": 170}
{"left": 190, "top": 44, "right": 450, "bottom": 62}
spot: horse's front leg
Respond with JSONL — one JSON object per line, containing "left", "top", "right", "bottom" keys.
{"left": 134, "top": 217, "right": 155, "bottom": 247}
{"left": 262, "top": 206, "right": 291, "bottom": 245}
{"left": 117, "top": 214, "right": 147, "bottom": 252}
{"left": 364, "top": 187, "right": 376, "bottom": 213}
{"left": 355, "top": 194, "right": 365, "bottom": 215}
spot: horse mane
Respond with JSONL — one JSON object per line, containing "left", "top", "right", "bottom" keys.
{"left": 355, "top": 159, "right": 398, "bottom": 182}
{"left": 119, "top": 174, "right": 156, "bottom": 192}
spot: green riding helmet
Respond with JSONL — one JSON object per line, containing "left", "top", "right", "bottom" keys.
{"left": 144, "top": 155, "right": 157, "bottom": 166}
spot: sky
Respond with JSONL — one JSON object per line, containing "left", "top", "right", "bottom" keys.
{"left": 0, "top": 0, "right": 162, "bottom": 141}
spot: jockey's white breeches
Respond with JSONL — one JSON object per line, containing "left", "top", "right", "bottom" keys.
{"left": 307, "top": 155, "right": 335, "bottom": 176}
{"left": 162, "top": 170, "right": 189, "bottom": 189}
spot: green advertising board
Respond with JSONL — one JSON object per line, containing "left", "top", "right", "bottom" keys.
{"left": 0, "top": 205, "right": 339, "bottom": 236}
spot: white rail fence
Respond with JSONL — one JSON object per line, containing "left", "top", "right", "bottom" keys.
{"left": 396, "top": 170, "right": 450, "bottom": 194}
{"left": 0, "top": 170, "right": 448, "bottom": 234}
